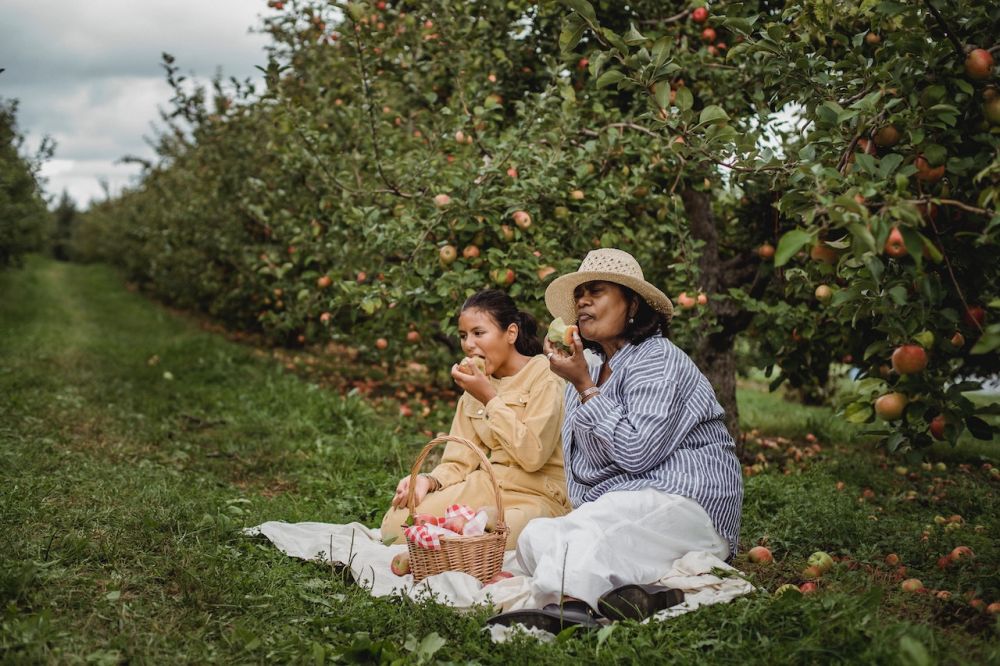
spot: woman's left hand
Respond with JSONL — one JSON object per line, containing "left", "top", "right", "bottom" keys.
{"left": 451, "top": 360, "right": 498, "bottom": 406}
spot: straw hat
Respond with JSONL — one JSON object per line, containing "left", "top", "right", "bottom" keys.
{"left": 544, "top": 248, "right": 674, "bottom": 324}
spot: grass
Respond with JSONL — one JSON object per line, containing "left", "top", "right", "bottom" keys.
{"left": 1, "top": 256, "right": 998, "bottom": 664}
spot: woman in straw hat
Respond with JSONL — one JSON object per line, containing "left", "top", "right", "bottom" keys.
{"left": 489, "top": 248, "right": 742, "bottom": 629}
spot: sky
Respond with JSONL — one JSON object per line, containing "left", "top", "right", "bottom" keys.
{"left": 1, "top": 0, "right": 272, "bottom": 209}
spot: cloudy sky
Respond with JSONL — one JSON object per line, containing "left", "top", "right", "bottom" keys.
{"left": 1, "top": 0, "right": 272, "bottom": 208}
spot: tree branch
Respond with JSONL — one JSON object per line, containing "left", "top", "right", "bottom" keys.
{"left": 922, "top": 0, "right": 965, "bottom": 60}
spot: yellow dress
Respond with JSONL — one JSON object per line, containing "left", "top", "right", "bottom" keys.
{"left": 379, "top": 354, "right": 570, "bottom": 549}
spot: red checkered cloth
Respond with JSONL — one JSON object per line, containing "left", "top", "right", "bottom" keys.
{"left": 404, "top": 504, "right": 480, "bottom": 550}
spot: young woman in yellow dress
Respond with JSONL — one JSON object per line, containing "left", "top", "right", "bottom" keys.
{"left": 379, "top": 289, "right": 570, "bottom": 549}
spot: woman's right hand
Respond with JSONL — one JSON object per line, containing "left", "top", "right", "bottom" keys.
{"left": 544, "top": 331, "right": 592, "bottom": 390}
{"left": 391, "top": 474, "right": 435, "bottom": 509}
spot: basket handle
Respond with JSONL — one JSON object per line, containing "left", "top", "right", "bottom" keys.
{"left": 405, "top": 435, "right": 506, "bottom": 524}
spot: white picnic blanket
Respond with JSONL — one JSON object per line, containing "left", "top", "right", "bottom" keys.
{"left": 244, "top": 520, "right": 755, "bottom": 619}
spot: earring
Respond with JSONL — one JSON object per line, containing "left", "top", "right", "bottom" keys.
{"left": 628, "top": 317, "right": 634, "bottom": 324}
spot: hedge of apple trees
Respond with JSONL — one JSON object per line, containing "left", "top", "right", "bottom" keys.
{"left": 0, "top": 98, "right": 51, "bottom": 268}
{"left": 75, "top": 0, "right": 1000, "bottom": 452}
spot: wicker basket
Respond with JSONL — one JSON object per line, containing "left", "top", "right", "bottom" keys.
{"left": 403, "top": 435, "right": 508, "bottom": 583}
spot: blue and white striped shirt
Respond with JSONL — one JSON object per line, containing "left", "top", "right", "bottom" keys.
{"left": 563, "top": 335, "right": 743, "bottom": 554}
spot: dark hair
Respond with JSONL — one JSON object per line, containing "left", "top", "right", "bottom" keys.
{"left": 575, "top": 281, "right": 670, "bottom": 357}
{"left": 460, "top": 289, "right": 542, "bottom": 356}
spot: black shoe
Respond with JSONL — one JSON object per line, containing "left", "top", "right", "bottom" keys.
{"left": 486, "top": 601, "right": 601, "bottom": 633}
{"left": 597, "top": 584, "right": 685, "bottom": 621}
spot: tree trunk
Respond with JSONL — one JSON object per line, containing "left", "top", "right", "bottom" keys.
{"left": 679, "top": 187, "right": 772, "bottom": 460}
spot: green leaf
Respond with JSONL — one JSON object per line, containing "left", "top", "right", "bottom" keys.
{"left": 559, "top": 0, "right": 597, "bottom": 22}
{"left": 698, "top": 105, "right": 729, "bottom": 125}
{"left": 651, "top": 37, "right": 671, "bottom": 68}
{"left": 774, "top": 229, "right": 813, "bottom": 267}
{"left": 723, "top": 15, "right": 757, "bottom": 35}
{"left": 844, "top": 401, "right": 873, "bottom": 424}
{"left": 674, "top": 87, "right": 694, "bottom": 111}
{"left": 898, "top": 635, "right": 932, "bottom": 666}
{"left": 965, "top": 416, "right": 994, "bottom": 440}
{"left": 878, "top": 153, "right": 904, "bottom": 178}
{"left": 623, "top": 23, "right": 645, "bottom": 46}
{"left": 849, "top": 222, "right": 876, "bottom": 254}
{"left": 559, "top": 15, "right": 587, "bottom": 53}
{"left": 416, "top": 632, "right": 446, "bottom": 661}
{"left": 653, "top": 81, "right": 671, "bottom": 110}
{"left": 595, "top": 69, "right": 625, "bottom": 89}
{"left": 888, "top": 285, "right": 907, "bottom": 305}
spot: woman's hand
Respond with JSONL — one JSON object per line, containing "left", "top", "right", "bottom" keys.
{"left": 391, "top": 474, "right": 435, "bottom": 509}
{"left": 544, "top": 330, "right": 593, "bottom": 390}
{"left": 450, "top": 359, "right": 498, "bottom": 406}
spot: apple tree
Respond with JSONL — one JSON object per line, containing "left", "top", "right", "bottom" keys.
{"left": 0, "top": 98, "right": 52, "bottom": 268}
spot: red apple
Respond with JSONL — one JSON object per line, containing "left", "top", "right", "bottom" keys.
{"left": 865, "top": 32, "right": 880, "bottom": 46}
{"left": 802, "top": 565, "right": 823, "bottom": 579}
{"left": 356, "top": 271, "right": 367, "bottom": 283}
{"left": 569, "top": 189, "right": 585, "bottom": 200}
{"left": 950, "top": 331, "right": 965, "bottom": 348}
{"left": 874, "top": 392, "right": 908, "bottom": 421}
{"left": 391, "top": 552, "right": 410, "bottom": 576}
{"left": 962, "top": 305, "right": 986, "bottom": 329}
{"left": 885, "top": 553, "right": 900, "bottom": 566}
{"left": 317, "top": 275, "right": 332, "bottom": 289}
{"left": 691, "top": 7, "right": 709, "bottom": 23}
{"left": 987, "top": 602, "right": 1000, "bottom": 615}
{"left": 701, "top": 27, "right": 716, "bottom": 43}
{"left": 537, "top": 265, "right": 556, "bottom": 280}
{"left": 965, "top": 48, "right": 995, "bottom": 80}
{"left": 799, "top": 582, "right": 818, "bottom": 594}
{"left": 406, "top": 330, "right": 421, "bottom": 343}
{"left": 929, "top": 415, "right": 946, "bottom": 440}
{"left": 491, "top": 268, "right": 515, "bottom": 286}
{"left": 319, "top": 312, "right": 332, "bottom": 324}
{"left": 677, "top": 292, "right": 697, "bottom": 309}
{"left": 433, "top": 193, "right": 452, "bottom": 207}
{"left": 757, "top": 243, "right": 775, "bottom": 260}
{"left": 883, "top": 227, "right": 908, "bottom": 258}
{"left": 462, "top": 245, "right": 480, "bottom": 259}
{"left": 914, "top": 155, "right": 945, "bottom": 183}
{"left": 375, "top": 338, "right": 389, "bottom": 350}
{"left": 512, "top": 210, "right": 532, "bottom": 230}
{"left": 810, "top": 244, "right": 838, "bottom": 265}
{"left": 900, "top": 578, "right": 924, "bottom": 593}
{"left": 747, "top": 546, "right": 773, "bottom": 564}
{"left": 891, "top": 344, "right": 927, "bottom": 374}
{"left": 949, "top": 546, "right": 974, "bottom": 563}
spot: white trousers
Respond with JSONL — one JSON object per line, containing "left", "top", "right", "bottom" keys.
{"left": 515, "top": 488, "right": 729, "bottom": 610}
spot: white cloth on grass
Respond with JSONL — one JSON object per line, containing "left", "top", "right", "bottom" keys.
{"left": 244, "top": 490, "right": 752, "bottom": 617}
{"left": 514, "top": 488, "right": 731, "bottom": 610}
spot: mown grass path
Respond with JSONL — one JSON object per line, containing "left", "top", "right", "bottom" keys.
{"left": 2, "top": 258, "right": 998, "bottom": 664}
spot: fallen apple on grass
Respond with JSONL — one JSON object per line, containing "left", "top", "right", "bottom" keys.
{"left": 808, "top": 551, "right": 834, "bottom": 574}
{"left": 747, "top": 546, "right": 773, "bottom": 564}
{"left": 900, "top": 579, "right": 924, "bottom": 593}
